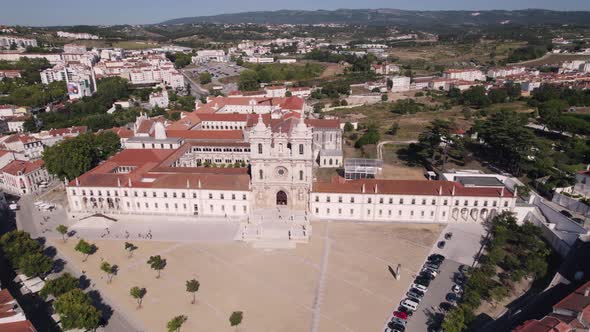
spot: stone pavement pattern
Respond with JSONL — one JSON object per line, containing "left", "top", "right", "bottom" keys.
{"left": 49, "top": 222, "right": 443, "bottom": 332}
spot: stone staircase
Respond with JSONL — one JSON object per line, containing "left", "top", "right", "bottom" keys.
{"left": 236, "top": 208, "right": 312, "bottom": 249}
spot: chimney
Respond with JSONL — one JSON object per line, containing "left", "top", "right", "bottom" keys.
{"left": 439, "top": 185, "right": 443, "bottom": 196}
{"left": 374, "top": 183, "right": 378, "bottom": 194}
{"left": 451, "top": 185, "right": 455, "bottom": 196}
{"left": 500, "top": 187, "right": 505, "bottom": 197}
{"left": 585, "top": 287, "right": 590, "bottom": 297}
{"left": 361, "top": 183, "right": 365, "bottom": 193}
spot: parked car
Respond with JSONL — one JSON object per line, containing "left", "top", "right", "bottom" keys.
{"left": 396, "top": 306, "right": 414, "bottom": 317}
{"left": 455, "top": 274, "right": 466, "bottom": 285}
{"left": 411, "top": 283, "right": 428, "bottom": 293}
{"left": 421, "top": 268, "right": 438, "bottom": 277}
{"left": 390, "top": 317, "right": 407, "bottom": 326}
{"left": 424, "top": 262, "right": 441, "bottom": 270}
{"left": 458, "top": 264, "right": 470, "bottom": 274}
{"left": 407, "top": 289, "right": 425, "bottom": 301}
{"left": 400, "top": 299, "right": 419, "bottom": 311}
{"left": 437, "top": 241, "right": 446, "bottom": 249}
{"left": 386, "top": 322, "right": 406, "bottom": 332}
{"left": 573, "top": 217, "right": 585, "bottom": 224}
{"left": 444, "top": 232, "right": 453, "bottom": 240}
{"left": 393, "top": 311, "right": 408, "bottom": 320}
{"left": 428, "top": 254, "right": 445, "bottom": 263}
{"left": 8, "top": 203, "right": 19, "bottom": 211}
{"left": 452, "top": 284, "right": 463, "bottom": 294}
{"left": 446, "top": 293, "right": 458, "bottom": 304}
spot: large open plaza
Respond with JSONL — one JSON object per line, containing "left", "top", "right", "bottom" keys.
{"left": 48, "top": 221, "right": 443, "bottom": 332}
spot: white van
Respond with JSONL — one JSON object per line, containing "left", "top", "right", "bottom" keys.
{"left": 400, "top": 299, "right": 419, "bottom": 311}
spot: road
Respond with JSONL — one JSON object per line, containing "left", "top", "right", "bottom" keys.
{"left": 377, "top": 140, "right": 418, "bottom": 159}
{"left": 180, "top": 68, "right": 209, "bottom": 97}
{"left": 15, "top": 195, "right": 144, "bottom": 332}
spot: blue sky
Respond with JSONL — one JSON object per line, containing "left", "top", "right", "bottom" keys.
{"left": 2, "top": 0, "right": 590, "bottom": 26}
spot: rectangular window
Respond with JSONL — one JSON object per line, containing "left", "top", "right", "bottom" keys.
{"left": 368, "top": 198, "right": 372, "bottom": 204}
{"left": 389, "top": 198, "right": 393, "bottom": 204}
{"left": 220, "top": 194, "right": 224, "bottom": 200}
{"left": 209, "top": 193, "right": 213, "bottom": 199}
{"left": 421, "top": 211, "right": 425, "bottom": 217}
{"left": 379, "top": 198, "right": 384, "bottom": 204}
{"left": 242, "top": 194, "right": 247, "bottom": 200}
{"left": 124, "top": 191, "right": 128, "bottom": 197}
{"left": 464, "top": 200, "right": 468, "bottom": 206}
{"left": 164, "top": 192, "right": 167, "bottom": 198}
{"left": 399, "top": 198, "right": 404, "bottom": 204}
{"left": 484, "top": 201, "right": 488, "bottom": 207}
{"left": 493, "top": 201, "right": 497, "bottom": 207}
{"left": 143, "top": 191, "right": 147, "bottom": 197}
{"left": 422, "top": 199, "right": 426, "bottom": 205}
{"left": 350, "top": 209, "right": 354, "bottom": 215}
{"left": 326, "top": 196, "right": 331, "bottom": 203}
{"left": 315, "top": 207, "right": 319, "bottom": 213}
{"left": 443, "top": 199, "right": 448, "bottom": 205}
{"left": 431, "top": 199, "right": 436, "bottom": 205}
{"left": 411, "top": 199, "right": 415, "bottom": 205}
{"left": 315, "top": 196, "right": 319, "bottom": 202}
{"left": 474, "top": 200, "right": 478, "bottom": 207}
{"left": 72, "top": 190, "right": 76, "bottom": 196}
{"left": 504, "top": 201, "right": 509, "bottom": 207}
{"left": 155, "top": 203, "right": 158, "bottom": 208}
{"left": 350, "top": 197, "right": 355, "bottom": 203}
{"left": 338, "top": 196, "right": 343, "bottom": 203}
{"left": 153, "top": 192, "right": 157, "bottom": 197}
{"left": 173, "top": 192, "right": 177, "bottom": 198}
{"left": 182, "top": 193, "right": 186, "bottom": 198}
{"left": 193, "top": 193, "right": 197, "bottom": 199}
{"left": 232, "top": 194, "right": 236, "bottom": 200}
{"left": 338, "top": 208, "right": 342, "bottom": 215}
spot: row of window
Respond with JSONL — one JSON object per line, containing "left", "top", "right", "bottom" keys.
{"left": 72, "top": 189, "right": 247, "bottom": 200}
{"left": 202, "top": 125, "right": 245, "bottom": 130}
{"left": 80, "top": 200, "right": 248, "bottom": 214}
{"left": 141, "top": 143, "right": 175, "bottom": 149}
{"left": 313, "top": 207, "right": 444, "bottom": 218}
{"left": 192, "top": 147, "right": 250, "bottom": 153}
{"left": 313, "top": 196, "right": 509, "bottom": 207}
{"left": 258, "top": 143, "right": 305, "bottom": 155}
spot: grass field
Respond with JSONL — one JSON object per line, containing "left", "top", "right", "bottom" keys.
{"left": 513, "top": 53, "right": 590, "bottom": 66}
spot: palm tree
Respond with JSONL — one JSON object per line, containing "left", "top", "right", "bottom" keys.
{"left": 147, "top": 255, "right": 167, "bottom": 278}
{"left": 130, "top": 286, "right": 147, "bottom": 309}
{"left": 185, "top": 279, "right": 200, "bottom": 304}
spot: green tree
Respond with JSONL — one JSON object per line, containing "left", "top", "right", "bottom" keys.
{"left": 229, "top": 311, "right": 243, "bottom": 329}
{"left": 199, "top": 72, "right": 212, "bottom": 84}
{"left": 100, "top": 261, "right": 116, "bottom": 284}
{"left": 186, "top": 279, "right": 200, "bottom": 304}
{"left": 285, "top": 90, "right": 292, "bottom": 97}
{"left": 238, "top": 70, "right": 259, "bottom": 91}
{"left": 167, "top": 315, "right": 188, "bottom": 332}
{"left": 43, "top": 131, "right": 120, "bottom": 180}
{"left": 130, "top": 286, "right": 147, "bottom": 309}
{"left": 56, "top": 224, "right": 68, "bottom": 242}
{"left": 488, "top": 89, "right": 508, "bottom": 104}
{"left": 354, "top": 124, "right": 380, "bottom": 148}
{"left": 18, "top": 251, "right": 53, "bottom": 277}
{"left": 0, "top": 230, "right": 42, "bottom": 265}
{"left": 74, "top": 239, "right": 96, "bottom": 262}
{"left": 441, "top": 306, "right": 465, "bottom": 332}
{"left": 343, "top": 122, "right": 354, "bottom": 132}
{"left": 125, "top": 242, "right": 138, "bottom": 258}
{"left": 40, "top": 273, "right": 79, "bottom": 300}
{"left": 54, "top": 289, "right": 101, "bottom": 331}
{"left": 381, "top": 94, "right": 388, "bottom": 102}
{"left": 147, "top": 255, "right": 167, "bottom": 278}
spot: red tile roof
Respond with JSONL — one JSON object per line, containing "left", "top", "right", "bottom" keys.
{"left": 313, "top": 177, "right": 515, "bottom": 197}
{"left": 47, "top": 126, "right": 87, "bottom": 137}
{"left": 553, "top": 280, "right": 590, "bottom": 315}
{"left": 1, "top": 160, "right": 44, "bottom": 176}
{"left": 69, "top": 149, "right": 250, "bottom": 191}
{"left": 108, "top": 127, "right": 134, "bottom": 139}
{"left": 0, "top": 320, "right": 37, "bottom": 332}
{"left": 513, "top": 316, "right": 573, "bottom": 332}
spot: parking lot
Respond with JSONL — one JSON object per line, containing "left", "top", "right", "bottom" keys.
{"left": 189, "top": 61, "right": 244, "bottom": 81}
{"left": 384, "top": 222, "right": 487, "bottom": 331}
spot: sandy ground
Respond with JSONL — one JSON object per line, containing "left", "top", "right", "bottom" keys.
{"left": 49, "top": 222, "right": 443, "bottom": 332}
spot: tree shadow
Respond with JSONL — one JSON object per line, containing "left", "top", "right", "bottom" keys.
{"left": 424, "top": 307, "right": 445, "bottom": 331}
{"left": 87, "top": 290, "right": 113, "bottom": 326}
{"left": 52, "top": 258, "right": 66, "bottom": 273}
{"left": 43, "top": 246, "right": 57, "bottom": 259}
{"left": 397, "top": 144, "right": 426, "bottom": 167}
{"left": 79, "top": 275, "right": 91, "bottom": 290}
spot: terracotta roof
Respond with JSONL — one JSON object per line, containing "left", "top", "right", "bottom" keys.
{"left": 312, "top": 177, "right": 515, "bottom": 197}
{"left": 1, "top": 159, "right": 44, "bottom": 176}
{"left": 165, "top": 130, "right": 243, "bottom": 141}
{"left": 107, "top": 127, "right": 134, "bottom": 139}
{"left": 206, "top": 96, "right": 305, "bottom": 111}
{"left": 553, "top": 280, "right": 590, "bottom": 315}
{"left": 70, "top": 148, "right": 250, "bottom": 191}
{"left": 136, "top": 119, "right": 154, "bottom": 134}
{"left": 513, "top": 316, "right": 573, "bottom": 332}
{"left": 0, "top": 320, "right": 37, "bottom": 332}
{"left": 195, "top": 113, "right": 251, "bottom": 122}
{"left": 305, "top": 119, "right": 340, "bottom": 129}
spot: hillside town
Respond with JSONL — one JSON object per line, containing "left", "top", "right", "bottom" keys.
{"left": 2, "top": 8, "right": 590, "bottom": 332}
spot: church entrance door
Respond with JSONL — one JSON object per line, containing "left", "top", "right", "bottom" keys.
{"left": 276, "top": 190, "right": 288, "bottom": 205}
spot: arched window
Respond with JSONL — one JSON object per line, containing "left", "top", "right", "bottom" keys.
{"left": 279, "top": 143, "right": 283, "bottom": 152}
{"left": 258, "top": 143, "right": 263, "bottom": 154}
{"left": 329, "top": 158, "right": 333, "bottom": 165}
{"left": 259, "top": 169, "right": 263, "bottom": 180}
{"left": 299, "top": 144, "right": 304, "bottom": 155}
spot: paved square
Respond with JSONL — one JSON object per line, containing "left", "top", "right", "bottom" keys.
{"left": 49, "top": 222, "right": 443, "bottom": 332}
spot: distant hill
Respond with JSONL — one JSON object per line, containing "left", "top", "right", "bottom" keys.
{"left": 160, "top": 8, "right": 590, "bottom": 27}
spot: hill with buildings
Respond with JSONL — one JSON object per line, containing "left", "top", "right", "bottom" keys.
{"left": 160, "top": 8, "right": 590, "bottom": 27}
